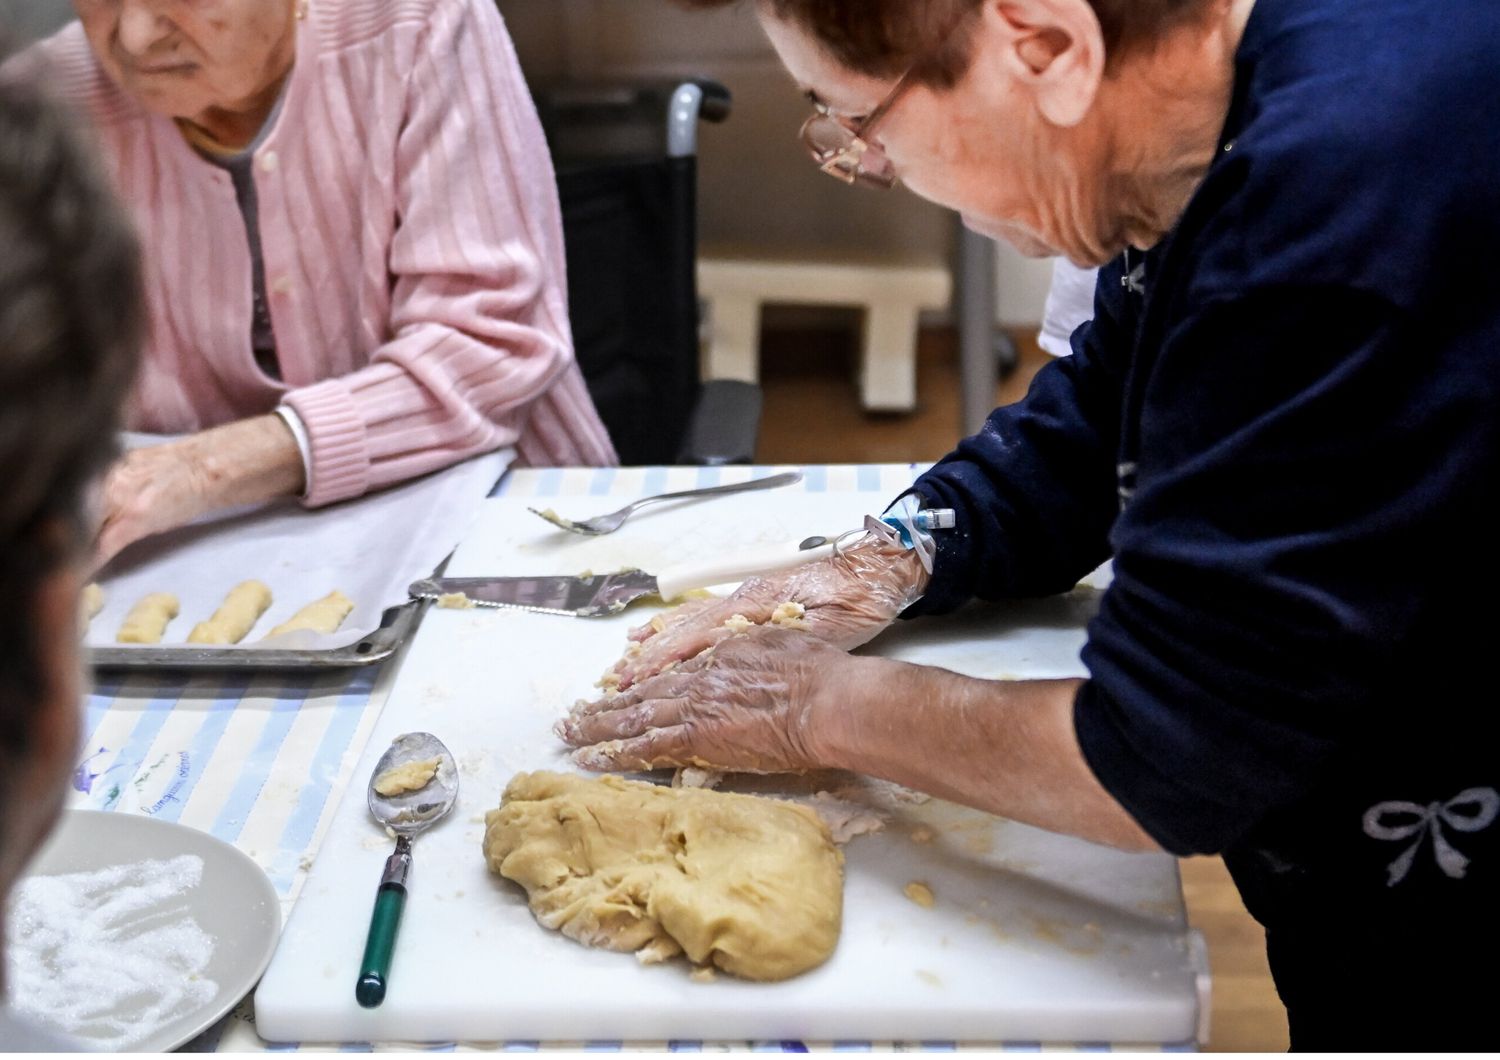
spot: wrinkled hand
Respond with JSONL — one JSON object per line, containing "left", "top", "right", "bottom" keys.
{"left": 559, "top": 626, "right": 875, "bottom": 774}
{"left": 608, "top": 536, "right": 927, "bottom": 691}
{"left": 94, "top": 415, "right": 305, "bottom": 570}
{"left": 95, "top": 441, "right": 218, "bottom": 568}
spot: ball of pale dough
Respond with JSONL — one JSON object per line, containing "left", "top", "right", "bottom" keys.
{"left": 483, "top": 771, "right": 844, "bottom": 981}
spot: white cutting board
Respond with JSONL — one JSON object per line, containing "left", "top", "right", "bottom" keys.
{"left": 255, "top": 489, "right": 1202, "bottom": 1045}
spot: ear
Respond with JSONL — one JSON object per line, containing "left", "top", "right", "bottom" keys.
{"left": 984, "top": 0, "right": 1105, "bottom": 128}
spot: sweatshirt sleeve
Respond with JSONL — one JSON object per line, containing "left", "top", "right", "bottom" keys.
{"left": 902, "top": 259, "right": 1131, "bottom": 616}
{"left": 283, "top": 0, "right": 615, "bottom": 506}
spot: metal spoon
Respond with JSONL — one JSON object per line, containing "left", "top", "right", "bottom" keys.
{"left": 355, "top": 732, "right": 458, "bottom": 1009}
{"left": 527, "top": 471, "right": 803, "bottom": 535}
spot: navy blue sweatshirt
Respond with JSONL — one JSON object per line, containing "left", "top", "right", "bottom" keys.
{"left": 905, "top": 0, "right": 1500, "bottom": 955}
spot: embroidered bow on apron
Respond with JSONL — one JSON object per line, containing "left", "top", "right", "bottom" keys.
{"left": 1362, "top": 787, "right": 1499, "bottom": 886}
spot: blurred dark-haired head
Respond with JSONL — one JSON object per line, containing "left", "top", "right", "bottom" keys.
{"left": 0, "top": 74, "right": 142, "bottom": 883}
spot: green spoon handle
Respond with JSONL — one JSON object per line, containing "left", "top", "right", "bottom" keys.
{"left": 355, "top": 837, "right": 412, "bottom": 1008}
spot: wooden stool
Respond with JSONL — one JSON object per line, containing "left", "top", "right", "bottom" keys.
{"left": 697, "top": 254, "right": 952, "bottom": 411}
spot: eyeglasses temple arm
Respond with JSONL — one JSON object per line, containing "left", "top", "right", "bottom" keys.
{"left": 854, "top": 68, "right": 920, "bottom": 140}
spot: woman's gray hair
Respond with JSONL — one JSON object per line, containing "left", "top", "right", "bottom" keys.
{"left": 0, "top": 76, "right": 143, "bottom": 752}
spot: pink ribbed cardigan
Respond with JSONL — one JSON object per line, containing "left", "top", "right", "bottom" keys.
{"left": 21, "top": 0, "right": 617, "bottom": 505}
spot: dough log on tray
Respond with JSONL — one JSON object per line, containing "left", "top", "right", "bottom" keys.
{"left": 187, "top": 580, "right": 273, "bottom": 645}
{"left": 115, "top": 592, "right": 179, "bottom": 644}
{"left": 264, "top": 589, "right": 354, "bottom": 639}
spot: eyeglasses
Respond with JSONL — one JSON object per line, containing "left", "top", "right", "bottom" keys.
{"left": 799, "top": 70, "right": 919, "bottom": 189}
{"left": 799, "top": 12, "right": 972, "bottom": 189}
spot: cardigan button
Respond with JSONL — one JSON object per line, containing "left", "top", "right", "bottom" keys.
{"left": 259, "top": 150, "right": 279, "bottom": 172}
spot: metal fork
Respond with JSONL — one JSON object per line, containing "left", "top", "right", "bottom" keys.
{"left": 527, "top": 471, "right": 803, "bottom": 535}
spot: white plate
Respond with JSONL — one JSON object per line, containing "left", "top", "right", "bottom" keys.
{"left": 9, "top": 810, "right": 281, "bottom": 1051}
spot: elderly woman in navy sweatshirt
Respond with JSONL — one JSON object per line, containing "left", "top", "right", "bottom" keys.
{"left": 559, "top": 0, "right": 1500, "bottom": 1048}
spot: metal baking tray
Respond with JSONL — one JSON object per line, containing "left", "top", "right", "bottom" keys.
{"left": 88, "top": 597, "right": 428, "bottom": 672}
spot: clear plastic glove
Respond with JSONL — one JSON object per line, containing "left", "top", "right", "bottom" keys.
{"left": 608, "top": 532, "right": 928, "bottom": 691}
{"left": 94, "top": 415, "right": 305, "bottom": 570}
{"left": 560, "top": 626, "right": 876, "bottom": 774}
{"left": 565, "top": 615, "right": 1162, "bottom": 852}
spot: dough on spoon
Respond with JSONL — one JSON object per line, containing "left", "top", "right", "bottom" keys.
{"left": 115, "top": 592, "right": 179, "bottom": 644}
{"left": 264, "top": 590, "right": 354, "bottom": 638}
{"left": 483, "top": 771, "right": 843, "bottom": 981}
{"left": 188, "top": 580, "right": 272, "bottom": 644}
{"left": 373, "top": 757, "right": 442, "bottom": 796}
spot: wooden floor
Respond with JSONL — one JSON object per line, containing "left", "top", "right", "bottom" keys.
{"left": 754, "top": 324, "right": 1290, "bottom": 1052}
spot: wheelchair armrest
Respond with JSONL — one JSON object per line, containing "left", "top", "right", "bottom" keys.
{"left": 667, "top": 80, "right": 733, "bottom": 158}
{"left": 677, "top": 379, "right": 762, "bottom": 466}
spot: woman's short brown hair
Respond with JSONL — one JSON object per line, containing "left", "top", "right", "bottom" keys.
{"left": 677, "top": 0, "right": 1214, "bottom": 87}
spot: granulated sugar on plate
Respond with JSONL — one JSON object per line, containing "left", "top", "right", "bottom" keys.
{"left": 5, "top": 854, "right": 218, "bottom": 1049}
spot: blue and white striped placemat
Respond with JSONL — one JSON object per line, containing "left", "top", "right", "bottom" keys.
{"left": 75, "top": 665, "right": 392, "bottom": 908}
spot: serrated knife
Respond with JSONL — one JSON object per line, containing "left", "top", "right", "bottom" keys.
{"left": 409, "top": 536, "right": 836, "bottom": 617}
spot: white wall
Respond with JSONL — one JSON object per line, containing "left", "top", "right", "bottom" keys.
{"left": 0, "top": 0, "right": 75, "bottom": 46}
{"left": 995, "top": 243, "right": 1057, "bottom": 325}
{"left": 499, "top": 0, "right": 1056, "bottom": 327}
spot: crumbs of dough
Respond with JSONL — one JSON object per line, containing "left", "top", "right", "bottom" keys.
{"left": 769, "top": 601, "right": 809, "bottom": 629}
{"left": 690, "top": 966, "right": 717, "bottom": 983}
{"left": 720, "top": 602, "right": 807, "bottom": 635}
{"left": 909, "top": 827, "right": 935, "bottom": 844}
{"left": 808, "top": 791, "right": 886, "bottom": 844}
{"left": 436, "top": 592, "right": 476, "bottom": 610}
{"left": 904, "top": 881, "right": 936, "bottom": 909}
{"left": 635, "top": 937, "right": 681, "bottom": 966}
{"left": 673, "top": 767, "right": 724, "bottom": 790}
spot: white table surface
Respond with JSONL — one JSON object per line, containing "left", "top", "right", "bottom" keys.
{"left": 57, "top": 465, "right": 1206, "bottom": 1052}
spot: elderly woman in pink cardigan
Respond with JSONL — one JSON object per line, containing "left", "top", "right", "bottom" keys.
{"left": 14, "top": 0, "right": 616, "bottom": 564}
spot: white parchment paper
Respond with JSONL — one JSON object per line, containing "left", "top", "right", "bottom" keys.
{"left": 85, "top": 444, "right": 512, "bottom": 652}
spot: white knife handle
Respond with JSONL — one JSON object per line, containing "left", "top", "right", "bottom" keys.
{"left": 655, "top": 539, "right": 836, "bottom": 602}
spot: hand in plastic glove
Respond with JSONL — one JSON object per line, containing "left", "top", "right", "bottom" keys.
{"left": 608, "top": 533, "right": 929, "bottom": 691}
{"left": 563, "top": 629, "right": 1162, "bottom": 852}
{"left": 560, "top": 626, "right": 871, "bottom": 774}
{"left": 95, "top": 415, "right": 305, "bottom": 569}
